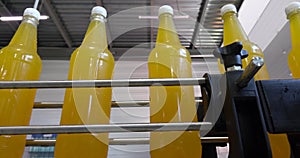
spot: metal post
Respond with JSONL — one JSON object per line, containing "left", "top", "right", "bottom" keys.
{"left": 236, "top": 56, "right": 264, "bottom": 88}
{"left": 33, "top": 0, "right": 40, "bottom": 9}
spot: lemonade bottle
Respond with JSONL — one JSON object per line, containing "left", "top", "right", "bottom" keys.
{"left": 221, "top": 4, "right": 290, "bottom": 157}
{"left": 148, "top": 5, "right": 202, "bottom": 158}
{"left": 0, "top": 8, "right": 42, "bottom": 157}
{"left": 218, "top": 59, "right": 226, "bottom": 73}
{"left": 286, "top": 2, "right": 300, "bottom": 78}
{"left": 221, "top": 4, "right": 270, "bottom": 80}
{"left": 54, "top": 6, "right": 114, "bottom": 158}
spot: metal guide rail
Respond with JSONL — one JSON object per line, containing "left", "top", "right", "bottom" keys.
{"left": 0, "top": 78, "right": 214, "bottom": 147}
{"left": 25, "top": 137, "right": 229, "bottom": 146}
{"left": 33, "top": 99, "right": 203, "bottom": 108}
{"left": 0, "top": 78, "right": 207, "bottom": 145}
{"left": 0, "top": 122, "right": 211, "bottom": 135}
{"left": 0, "top": 78, "right": 206, "bottom": 89}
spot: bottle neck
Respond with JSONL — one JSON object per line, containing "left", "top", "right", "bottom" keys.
{"left": 156, "top": 13, "right": 181, "bottom": 46}
{"left": 222, "top": 12, "right": 249, "bottom": 45}
{"left": 9, "top": 16, "right": 38, "bottom": 51}
{"left": 288, "top": 11, "right": 300, "bottom": 48}
{"left": 82, "top": 14, "right": 108, "bottom": 48}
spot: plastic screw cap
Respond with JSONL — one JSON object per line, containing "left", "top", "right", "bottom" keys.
{"left": 221, "top": 4, "right": 237, "bottom": 16}
{"left": 285, "top": 2, "right": 300, "bottom": 16}
{"left": 159, "top": 5, "right": 174, "bottom": 16}
{"left": 91, "top": 6, "right": 107, "bottom": 18}
{"left": 23, "top": 8, "right": 40, "bottom": 20}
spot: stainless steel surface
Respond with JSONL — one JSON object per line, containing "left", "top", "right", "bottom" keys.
{"left": 34, "top": 102, "right": 63, "bottom": 108}
{"left": 26, "top": 139, "right": 56, "bottom": 146}
{"left": 109, "top": 138, "right": 150, "bottom": 145}
{"left": 0, "top": 78, "right": 205, "bottom": 89}
{"left": 25, "top": 137, "right": 228, "bottom": 146}
{"left": 0, "top": 122, "right": 211, "bottom": 135}
{"left": 33, "top": 100, "right": 202, "bottom": 108}
{"left": 33, "top": 101, "right": 150, "bottom": 108}
{"left": 236, "top": 56, "right": 264, "bottom": 87}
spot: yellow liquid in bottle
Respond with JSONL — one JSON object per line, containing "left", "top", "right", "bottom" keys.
{"left": 217, "top": 59, "right": 226, "bottom": 73}
{"left": 54, "top": 14, "right": 114, "bottom": 158}
{"left": 0, "top": 16, "right": 42, "bottom": 157}
{"left": 148, "top": 13, "right": 202, "bottom": 158}
{"left": 222, "top": 11, "right": 290, "bottom": 158}
{"left": 287, "top": 10, "right": 300, "bottom": 78}
{"left": 223, "top": 12, "right": 269, "bottom": 80}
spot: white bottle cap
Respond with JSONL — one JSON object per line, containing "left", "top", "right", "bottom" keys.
{"left": 221, "top": 4, "right": 237, "bottom": 16}
{"left": 23, "top": 8, "right": 40, "bottom": 20}
{"left": 285, "top": 2, "right": 300, "bottom": 16}
{"left": 91, "top": 6, "right": 107, "bottom": 18}
{"left": 159, "top": 5, "right": 174, "bottom": 16}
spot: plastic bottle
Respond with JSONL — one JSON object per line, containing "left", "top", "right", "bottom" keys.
{"left": 148, "top": 5, "right": 202, "bottom": 158}
{"left": 0, "top": 8, "right": 42, "bottom": 157}
{"left": 54, "top": 6, "right": 114, "bottom": 158}
{"left": 286, "top": 2, "right": 300, "bottom": 78}
{"left": 221, "top": 4, "right": 270, "bottom": 80}
{"left": 218, "top": 59, "right": 226, "bottom": 73}
{"left": 221, "top": 4, "right": 290, "bottom": 158}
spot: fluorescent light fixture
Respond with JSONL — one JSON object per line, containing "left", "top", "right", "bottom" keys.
{"left": 0, "top": 15, "right": 49, "bottom": 21}
{"left": 38, "top": 15, "right": 50, "bottom": 20}
{"left": 0, "top": 16, "right": 22, "bottom": 21}
{"left": 138, "top": 15, "right": 189, "bottom": 19}
{"left": 190, "top": 54, "right": 215, "bottom": 58}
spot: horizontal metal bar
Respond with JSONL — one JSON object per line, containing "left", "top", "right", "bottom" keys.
{"left": 34, "top": 102, "right": 64, "bottom": 108}
{"left": 33, "top": 101, "right": 149, "bottom": 108}
{"left": 33, "top": 100, "right": 203, "bottom": 108}
{"left": 0, "top": 122, "right": 211, "bottom": 135}
{"left": 108, "top": 138, "right": 150, "bottom": 145}
{"left": 190, "top": 54, "right": 215, "bottom": 58}
{"left": 0, "top": 78, "right": 205, "bottom": 89}
{"left": 25, "top": 137, "right": 228, "bottom": 146}
{"left": 26, "top": 139, "right": 56, "bottom": 146}
{"left": 84, "top": 136, "right": 229, "bottom": 144}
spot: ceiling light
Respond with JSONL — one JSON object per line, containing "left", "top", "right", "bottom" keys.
{"left": 0, "top": 15, "right": 49, "bottom": 21}
{"left": 138, "top": 15, "right": 189, "bottom": 19}
{"left": 190, "top": 54, "right": 215, "bottom": 58}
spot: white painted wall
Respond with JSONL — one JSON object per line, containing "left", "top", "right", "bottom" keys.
{"left": 247, "top": 0, "right": 299, "bottom": 51}
{"left": 238, "top": 0, "right": 299, "bottom": 79}
{"left": 239, "top": 0, "right": 271, "bottom": 34}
